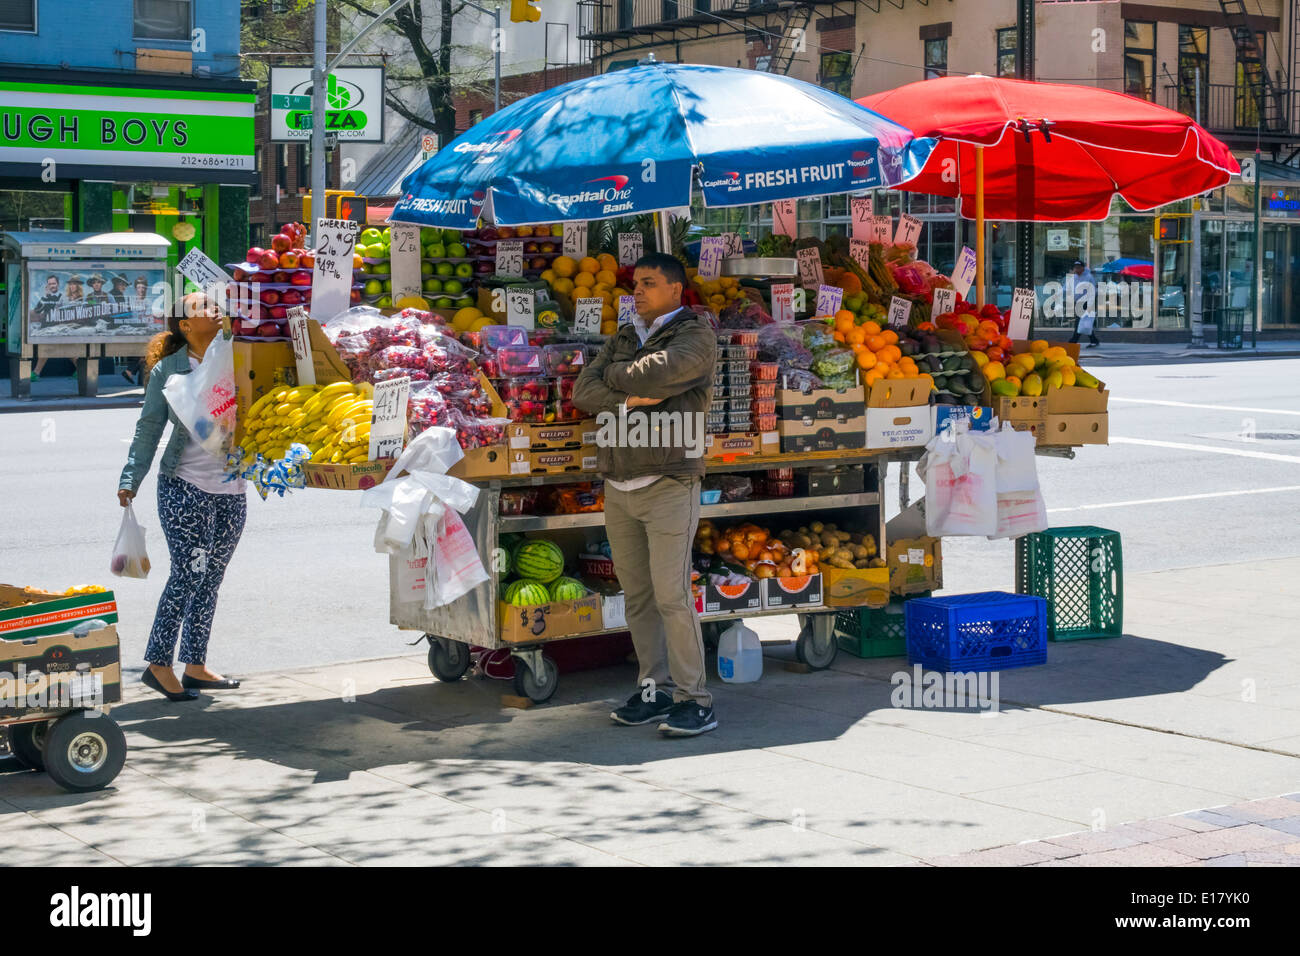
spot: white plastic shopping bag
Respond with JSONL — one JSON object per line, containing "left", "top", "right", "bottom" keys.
{"left": 110, "top": 504, "right": 151, "bottom": 578}
{"left": 992, "top": 423, "right": 1041, "bottom": 493}
{"left": 921, "top": 428, "right": 998, "bottom": 537}
{"left": 163, "top": 332, "right": 237, "bottom": 457}
{"left": 991, "top": 490, "right": 1048, "bottom": 540}
{"left": 427, "top": 509, "right": 489, "bottom": 608}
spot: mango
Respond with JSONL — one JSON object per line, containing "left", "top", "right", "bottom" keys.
{"left": 1030, "top": 339, "right": 1050, "bottom": 353}
{"left": 991, "top": 378, "right": 1021, "bottom": 397}
{"left": 1022, "top": 373, "right": 1044, "bottom": 397}
{"left": 1061, "top": 367, "right": 1077, "bottom": 387}
{"left": 1045, "top": 370, "right": 1064, "bottom": 391}
{"left": 1074, "top": 368, "right": 1101, "bottom": 389}
{"left": 983, "top": 361, "right": 1006, "bottom": 381}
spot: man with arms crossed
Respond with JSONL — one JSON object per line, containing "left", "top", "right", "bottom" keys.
{"left": 574, "top": 253, "right": 719, "bottom": 736}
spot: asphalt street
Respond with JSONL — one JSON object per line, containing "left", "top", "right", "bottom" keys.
{"left": 2, "top": 354, "right": 1298, "bottom": 677}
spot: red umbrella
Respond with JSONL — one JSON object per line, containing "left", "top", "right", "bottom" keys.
{"left": 858, "top": 75, "right": 1239, "bottom": 301}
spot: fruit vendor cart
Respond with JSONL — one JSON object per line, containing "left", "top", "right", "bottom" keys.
{"left": 391, "top": 449, "right": 891, "bottom": 703}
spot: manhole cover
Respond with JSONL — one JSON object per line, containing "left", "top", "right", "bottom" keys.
{"left": 1254, "top": 432, "right": 1300, "bottom": 441}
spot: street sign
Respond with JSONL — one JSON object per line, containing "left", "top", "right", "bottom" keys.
{"left": 269, "top": 66, "right": 385, "bottom": 143}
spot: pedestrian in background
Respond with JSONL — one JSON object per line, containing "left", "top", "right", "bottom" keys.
{"left": 118, "top": 292, "right": 244, "bottom": 702}
{"left": 1068, "top": 259, "right": 1100, "bottom": 347}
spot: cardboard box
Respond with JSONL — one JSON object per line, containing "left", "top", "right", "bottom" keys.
{"left": 0, "top": 590, "right": 119, "bottom": 641}
{"left": 578, "top": 554, "right": 618, "bottom": 581}
{"left": 599, "top": 591, "right": 627, "bottom": 630}
{"left": 795, "top": 465, "right": 867, "bottom": 497}
{"left": 705, "top": 432, "right": 762, "bottom": 459}
{"left": 498, "top": 594, "right": 602, "bottom": 644}
{"left": 1042, "top": 413, "right": 1109, "bottom": 446}
{"left": 1047, "top": 383, "right": 1110, "bottom": 415}
{"left": 821, "top": 566, "right": 890, "bottom": 608}
{"left": 447, "top": 444, "right": 510, "bottom": 480}
{"left": 778, "top": 416, "right": 867, "bottom": 453}
{"left": 696, "top": 578, "right": 763, "bottom": 615}
{"left": 934, "top": 405, "right": 995, "bottom": 435}
{"left": 887, "top": 536, "right": 942, "bottom": 595}
{"left": 762, "top": 573, "right": 823, "bottom": 609}
{"left": 778, "top": 384, "right": 866, "bottom": 421}
{"left": 302, "top": 459, "right": 396, "bottom": 490}
{"left": 508, "top": 446, "right": 599, "bottom": 476}
{"left": 506, "top": 420, "right": 598, "bottom": 451}
{"left": 0, "top": 624, "right": 122, "bottom": 718}
{"left": 866, "top": 378, "right": 933, "bottom": 450}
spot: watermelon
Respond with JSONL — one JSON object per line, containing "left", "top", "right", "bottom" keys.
{"left": 513, "top": 539, "right": 565, "bottom": 584}
{"left": 549, "top": 576, "right": 588, "bottom": 601}
{"left": 506, "top": 580, "right": 550, "bottom": 607}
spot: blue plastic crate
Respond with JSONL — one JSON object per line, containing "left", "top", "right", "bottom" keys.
{"left": 904, "top": 591, "right": 1047, "bottom": 672}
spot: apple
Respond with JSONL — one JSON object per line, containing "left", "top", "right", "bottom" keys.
{"left": 454, "top": 262, "right": 474, "bottom": 279}
{"left": 420, "top": 226, "right": 438, "bottom": 243}
{"left": 373, "top": 261, "right": 391, "bottom": 275}
{"left": 299, "top": 252, "right": 315, "bottom": 268}
{"left": 349, "top": 289, "right": 361, "bottom": 303}
{"left": 420, "top": 261, "right": 434, "bottom": 275}
{"left": 364, "top": 279, "right": 383, "bottom": 295}
{"left": 550, "top": 224, "right": 563, "bottom": 238}
{"left": 272, "top": 270, "right": 291, "bottom": 283}
{"left": 279, "top": 251, "right": 299, "bottom": 269}
{"left": 251, "top": 271, "right": 273, "bottom": 283}
{"left": 443, "top": 279, "right": 463, "bottom": 295}
{"left": 497, "top": 227, "right": 514, "bottom": 239}
{"left": 281, "top": 290, "right": 303, "bottom": 305}
{"left": 435, "top": 296, "right": 454, "bottom": 309}
{"left": 361, "top": 227, "right": 382, "bottom": 244}
{"left": 257, "top": 321, "right": 280, "bottom": 337}
{"left": 269, "top": 305, "right": 288, "bottom": 320}
{"left": 422, "top": 278, "right": 443, "bottom": 293}
{"left": 232, "top": 266, "right": 249, "bottom": 281}
{"left": 447, "top": 242, "right": 467, "bottom": 258}
{"left": 381, "top": 279, "right": 392, "bottom": 293}
{"left": 518, "top": 225, "right": 536, "bottom": 238}
{"left": 524, "top": 242, "right": 540, "bottom": 255}
{"left": 260, "top": 289, "right": 280, "bottom": 305}
{"left": 246, "top": 246, "right": 266, "bottom": 264}
{"left": 479, "top": 227, "right": 498, "bottom": 241}
{"left": 427, "top": 243, "right": 446, "bottom": 259}
{"left": 271, "top": 233, "right": 292, "bottom": 253}
{"left": 259, "top": 250, "right": 280, "bottom": 270}
{"left": 435, "top": 262, "right": 454, "bottom": 277}
{"left": 377, "top": 295, "right": 392, "bottom": 308}
{"left": 237, "top": 319, "right": 260, "bottom": 336}
{"left": 290, "top": 271, "right": 312, "bottom": 286}
{"left": 455, "top": 295, "right": 475, "bottom": 309}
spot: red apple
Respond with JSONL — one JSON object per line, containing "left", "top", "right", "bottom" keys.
{"left": 271, "top": 233, "right": 292, "bottom": 253}
{"left": 232, "top": 266, "right": 249, "bottom": 281}
{"left": 281, "top": 290, "right": 303, "bottom": 305}
{"left": 290, "top": 271, "right": 312, "bottom": 286}
{"left": 273, "top": 270, "right": 291, "bottom": 283}
{"left": 260, "top": 289, "right": 280, "bottom": 305}
{"left": 257, "top": 321, "right": 280, "bottom": 337}
{"left": 298, "top": 252, "right": 315, "bottom": 268}
{"left": 251, "top": 271, "right": 272, "bottom": 283}
{"left": 246, "top": 246, "right": 266, "bottom": 264}
{"left": 259, "top": 250, "right": 280, "bottom": 270}
{"left": 279, "top": 251, "right": 299, "bottom": 269}
{"left": 479, "top": 227, "right": 498, "bottom": 241}
{"left": 300, "top": 288, "right": 312, "bottom": 300}
{"left": 350, "top": 289, "right": 361, "bottom": 304}
{"left": 269, "top": 305, "right": 288, "bottom": 320}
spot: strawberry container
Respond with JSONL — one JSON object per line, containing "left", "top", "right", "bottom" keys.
{"left": 462, "top": 325, "right": 527, "bottom": 352}
{"left": 542, "top": 343, "right": 588, "bottom": 376}
{"left": 753, "top": 398, "right": 776, "bottom": 416}
{"left": 753, "top": 381, "right": 777, "bottom": 399}
{"left": 500, "top": 377, "right": 551, "bottom": 403}
{"left": 497, "top": 345, "right": 544, "bottom": 377}
{"left": 750, "top": 362, "right": 779, "bottom": 381}
{"left": 755, "top": 413, "right": 777, "bottom": 432}
{"left": 551, "top": 397, "right": 582, "bottom": 422}
{"left": 553, "top": 375, "right": 578, "bottom": 400}
{"left": 727, "top": 330, "right": 759, "bottom": 347}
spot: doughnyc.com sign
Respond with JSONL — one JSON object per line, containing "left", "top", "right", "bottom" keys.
{"left": 0, "top": 80, "right": 255, "bottom": 181}
{"left": 269, "top": 67, "right": 384, "bottom": 143}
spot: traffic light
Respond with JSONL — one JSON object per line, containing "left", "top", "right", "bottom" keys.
{"left": 510, "top": 0, "right": 540, "bottom": 22}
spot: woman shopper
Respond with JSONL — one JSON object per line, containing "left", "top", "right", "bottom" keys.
{"left": 118, "top": 292, "right": 244, "bottom": 702}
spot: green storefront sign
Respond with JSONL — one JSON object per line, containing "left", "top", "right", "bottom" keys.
{"left": 0, "top": 81, "right": 255, "bottom": 182}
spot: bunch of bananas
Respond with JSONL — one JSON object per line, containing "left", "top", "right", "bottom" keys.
{"left": 241, "top": 380, "right": 374, "bottom": 465}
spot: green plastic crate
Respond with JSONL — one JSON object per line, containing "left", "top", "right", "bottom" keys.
{"left": 1016, "top": 527, "right": 1123, "bottom": 641}
{"left": 834, "top": 597, "right": 926, "bottom": 658}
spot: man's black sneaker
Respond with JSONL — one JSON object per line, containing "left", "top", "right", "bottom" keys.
{"left": 610, "top": 689, "right": 675, "bottom": 726}
{"left": 658, "top": 700, "right": 718, "bottom": 737}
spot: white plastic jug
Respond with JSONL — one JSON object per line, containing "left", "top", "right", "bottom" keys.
{"left": 717, "top": 622, "right": 763, "bottom": 683}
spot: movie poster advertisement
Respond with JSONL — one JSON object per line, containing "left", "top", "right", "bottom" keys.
{"left": 26, "top": 261, "right": 166, "bottom": 342}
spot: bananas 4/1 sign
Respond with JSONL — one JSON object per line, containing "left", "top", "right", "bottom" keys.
{"left": 269, "top": 67, "right": 385, "bottom": 143}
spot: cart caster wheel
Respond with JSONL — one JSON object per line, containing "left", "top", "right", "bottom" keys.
{"left": 427, "top": 637, "right": 471, "bottom": 682}
{"left": 512, "top": 655, "right": 558, "bottom": 704}
{"left": 41, "top": 712, "right": 126, "bottom": 793}
{"left": 7, "top": 721, "right": 48, "bottom": 771}
{"left": 796, "top": 620, "right": 838, "bottom": 670}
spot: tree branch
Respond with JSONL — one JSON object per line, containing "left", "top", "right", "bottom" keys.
{"left": 385, "top": 95, "right": 438, "bottom": 131}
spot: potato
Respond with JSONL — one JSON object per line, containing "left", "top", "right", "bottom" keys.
{"left": 824, "top": 522, "right": 837, "bottom": 532}
{"left": 849, "top": 532, "right": 864, "bottom": 545}
{"left": 809, "top": 520, "right": 824, "bottom": 534}
{"left": 829, "top": 557, "right": 856, "bottom": 570}
{"left": 833, "top": 547, "right": 854, "bottom": 564}
{"left": 797, "top": 526, "right": 808, "bottom": 535}
{"left": 869, "top": 557, "right": 886, "bottom": 568}
{"left": 819, "top": 545, "right": 837, "bottom": 562}
{"left": 850, "top": 544, "right": 868, "bottom": 560}
{"left": 853, "top": 559, "right": 870, "bottom": 569}
{"left": 865, "top": 541, "right": 878, "bottom": 558}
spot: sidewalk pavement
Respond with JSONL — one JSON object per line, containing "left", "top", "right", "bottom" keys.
{"left": 0, "top": 372, "right": 143, "bottom": 414}
{"left": 2, "top": 555, "right": 1299, "bottom": 867}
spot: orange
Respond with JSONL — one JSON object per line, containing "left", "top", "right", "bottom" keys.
{"left": 595, "top": 269, "right": 617, "bottom": 287}
{"left": 578, "top": 256, "right": 600, "bottom": 275}
{"left": 845, "top": 327, "right": 867, "bottom": 348}
{"left": 863, "top": 369, "right": 884, "bottom": 387}
{"left": 860, "top": 320, "right": 882, "bottom": 336}
{"left": 886, "top": 368, "right": 905, "bottom": 379}
{"left": 866, "top": 333, "right": 887, "bottom": 351}
{"left": 552, "top": 255, "right": 577, "bottom": 278}
{"left": 918, "top": 373, "right": 935, "bottom": 390}
{"left": 835, "top": 312, "right": 855, "bottom": 335}
{"left": 881, "top": 329, "right": 899, "bottom": 345}
{"left": 873, "top": 360, "right": 892, "bottom": 377}
{"left": 880, "top": 345, "right": 902, "bottom": 364}
{"left": 855, "top": 349, "right": 877, "bottom": 370}
{"left": 601, "top": 304, "right": 616, "bottom": 321}
{"left": 573, "top": 271, "right": 596, "bottom": 288}
{"left": 833, "top": 331, "right": 846, "bottom": 344}
{"left": 552, "top": 277, "right": 575, "bottom": 296}
{"left": 597, "top": 253, "right": 618, "bottom": 273}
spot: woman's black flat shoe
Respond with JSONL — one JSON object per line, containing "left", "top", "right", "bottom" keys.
{"left": 142, "top": 669, "right": 200, "bottom": 702}
{"left": 181, "top": 675, "right": 240, "bottom": 690}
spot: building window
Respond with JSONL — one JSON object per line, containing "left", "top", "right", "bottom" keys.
{"left": 277, "top": 143, "right": 289, "bottom": 193}
{"left": 0, "top": 0, "right": 36, "bottom": 32}
{"left": 251, "top": 146, "right": 263, "bottom": 200}
{"left": 924, "top": 38, "right": 947, "bottom": 79}
{"left": 996, "top": 27, "right": 1017, "bottom": 77}
{"left": 249, "top": 222, "right": 266, "bottom": 250}
{"left": 1177, "top": 26, "right": 1209, "bottom": 121}
{"left": 820, "top": 52, "right": 852, "bottom": 97}
{"left": 469, "top": 109, "right": 483, "bottom": 126}
{"left": 1235, "top": 31, "right": 1267, "bottom": 129}
{"left": 134, "top": 0, "right": 192, "bottom": 42}
{"left": 1124, "top": 21, "right": 1156, "bottom": 100}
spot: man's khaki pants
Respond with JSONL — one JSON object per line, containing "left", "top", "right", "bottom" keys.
{"left": 603, "top": 476, "right": 710, "bottom": 707}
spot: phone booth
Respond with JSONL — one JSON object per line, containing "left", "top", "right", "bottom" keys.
{"left": 3, "top": 232, "right": 172, "bottom": 399}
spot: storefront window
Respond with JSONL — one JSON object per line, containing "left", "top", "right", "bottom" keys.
{"left": 0, "top": 188, "right": 71, "bottom": 231}
{"left": 1226, "top": 184, "right": 1256, "bottom": 214}
{"left": 1088, "top": 211, "right": 1155, "bottom": 330}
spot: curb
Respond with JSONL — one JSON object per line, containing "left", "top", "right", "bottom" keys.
{"left": 0, "top": 397, "right": 143, "bottom": 414}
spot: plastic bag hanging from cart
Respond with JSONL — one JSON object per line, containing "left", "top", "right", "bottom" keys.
{"left": 919, "top": 425, "right": 998, "bottom": 537}
{"left": 988, "top": 422, "right": 1048, "bottom": 540}
{"left": 109, "top": 503, "right": 151, "bottom": 579}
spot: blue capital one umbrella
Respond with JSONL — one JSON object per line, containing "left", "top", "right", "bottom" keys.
{"left": 391, "top": 61, "right": 936, "bottom": 230}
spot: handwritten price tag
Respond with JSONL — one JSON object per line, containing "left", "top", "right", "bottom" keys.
{"left": 815, "top": 284, "right": 844, "bottom": 317}
{"left": 311, "top": 218, "right": 360, "bottom": 325}
{"left": 1009, "top": 288, "right": 1035, "bottom": 339}
{"left": 851, "top": 197, "right": 874, "bottom": 240}
{"left": 772, "top": 198, "right": 797, "bottom": 238}
{"left": 617, "top": 232, "right": 642, "bottom": 266}
{"left": 722, "top": 232, "right": 745, "bottom": 257}
{"left": 771, "top": 283, "right": 794, "bottom": 323}
{"left": 177, "top": 248, "right": 231, "bottom": 292}
{"left": 368, "top": 376, "right": 410, "bottom": 461}
{"left": 506, "top": 287, "right": 536, "bottom": 328}
{"left": 388, "top": 222, "right": 422, "bottom": 304}
{"left": 287, "top": 306, "right": 315, "bottom": 386}
{"left": 573, "top": 296, "right": 603, "bottom": 334}
{"left": 698, "top": 236, "right": 725, "bottom": 280}
{"left": 496, "top": 240, "right": 524, "bottom": 278}
{"left": 932, "top": 287, "right": 957, "bottom": 318}
{"left": 952, "top": 246, "right": 978, "bottom": 299}
{"left": 849, "top": 238, "right": 871, "bottom": 270}
{"left": 796, "top": 247, "right": 824, "bottom": 289}
{"left": 887, "top": 295, "right": 912, "bottom": 331}
{"left": 562, "top": 221, "right": 588, "bottom": 258}
{"left": 618, "top": 294, "right": 638, "bottom": 325}
{"left": 870, "top": 215, "right": 892, "bottom": 244}
{"left": 895, "top": 213, "right": 923, "bottom": 247}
